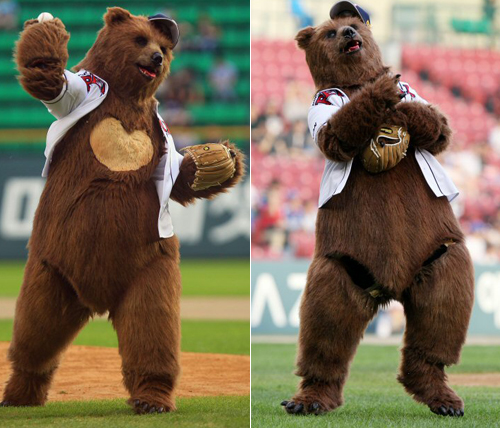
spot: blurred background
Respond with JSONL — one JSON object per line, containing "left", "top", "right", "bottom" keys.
{"left": 0, "top": 1, "right": 250, "bottom": 419}
{"left": 0, "top": 0, "right": 250, "bottom": 259}
{"left": 251, "top": 0, "right": 500, "bottom": 339}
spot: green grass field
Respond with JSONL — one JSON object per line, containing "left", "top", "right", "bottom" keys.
{"left": 252, "top": 344, "right": 500, "bottom": 428}
{"left": 0, "top": 259, "right": 250, "bottom": 427}
{"left": 0, "top": 259, "right": 249, "bottom": 298}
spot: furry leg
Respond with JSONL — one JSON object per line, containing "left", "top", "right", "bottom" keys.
{"left": 110, "top": 237, "right": 181, "bottom": 415}
{"left": 282, "top": 256, "right": 379, "bottom": 415}
{"left": 1, "top": 258, "right": 91, "bottom": 406}
{"left": 398, "top": 242, "right": 474, "bottom": 417}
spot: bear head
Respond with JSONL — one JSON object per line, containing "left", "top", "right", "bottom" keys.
{"left": 296, "top": 15, "right": 388, "bottom": 90}
{"left": 75, "top": 7, "right": 176, "bottom": 101}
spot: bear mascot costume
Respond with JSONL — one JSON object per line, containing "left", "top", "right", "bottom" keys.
{"left": 281, "top": 1, "right": 474, "bottom": 418}
{"left": 1, "top": 8, "right": 243, "bottom": 414}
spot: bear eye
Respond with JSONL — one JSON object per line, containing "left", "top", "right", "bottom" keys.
{"left": 351, "top": 24, "right": 358, "bottom": 30}
{"left": 325, "top": 30, "right": 336, "bottom": 39}
{"left": 135, "top": 36, "right": 148, "bottom": 47}
{"left": 160, "top": 46, "right": 167, "bottom": 54}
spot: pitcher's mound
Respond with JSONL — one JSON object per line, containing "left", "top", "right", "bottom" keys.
{"left": 0, "top": 342, "right": 249, "bottom": 402}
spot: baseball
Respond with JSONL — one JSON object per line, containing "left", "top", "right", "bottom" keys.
{"left": 37, "top": 12, "right": 54, "bottom": 23}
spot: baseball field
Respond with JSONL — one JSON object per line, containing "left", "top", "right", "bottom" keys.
{"left": 252, "top": 343, "right": 500, "bottom": 427}
{"left": 0, "top": 259, "right": 250, "bottom": 428}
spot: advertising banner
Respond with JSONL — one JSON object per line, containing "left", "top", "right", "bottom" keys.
{"left": 0, "top": 155, "right": 249, "bottom": 258}
{"left": 251, "top": 261, "right": 500, "bottom": 336}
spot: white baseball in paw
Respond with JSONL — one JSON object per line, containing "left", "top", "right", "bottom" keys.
{"left": 37, "top": 12, "right": 54, "bottom": 23}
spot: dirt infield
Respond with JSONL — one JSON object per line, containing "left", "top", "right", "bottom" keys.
{"left": 0, "top": 297, "right": 250, "bottom": 320}
{"left": 0, "top": 342, "right": 249, "bottom": 402}
{"left": 448, "top": 373, "right": 500, "bottom": 387}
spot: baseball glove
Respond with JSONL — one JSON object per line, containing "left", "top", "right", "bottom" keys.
{"left": 181, "top": 143, "right": 236, "bottom": 191}
{"left": 361, "top": 125, "right": 410, "bottom": 174}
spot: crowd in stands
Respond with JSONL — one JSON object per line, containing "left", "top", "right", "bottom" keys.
{"left": 252, "top": 43, "right": 500, "bottom": 263}
{"left": 157, "top": 13, "right": 239, "bottom": 128}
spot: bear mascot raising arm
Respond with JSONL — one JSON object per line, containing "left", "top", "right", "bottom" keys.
{"left": 281, "top": 1, "right": 474, "bottom": 418}
{"left": 1, "top": 8, "right": 244, "bottom": 414}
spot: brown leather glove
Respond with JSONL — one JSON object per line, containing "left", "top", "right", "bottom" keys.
{"left": 361, "top": 125, "right": 410, "bottom": 174}
{"left": 181, "top": 143, "right": 237, "bottom": 191}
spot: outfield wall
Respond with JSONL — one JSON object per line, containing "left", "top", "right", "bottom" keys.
{"left": 0, "top": 155, "right": 249, "bottom": 259}
{"left": 251, "top": 261, "right": 500, "bottom": 336}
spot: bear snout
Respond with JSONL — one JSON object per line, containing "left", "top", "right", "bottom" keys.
{"left": 342, "top": 26, "right": 356, "bottom": 39}
{"left": 151, "top": 52, "right": 163, "bottom": 66}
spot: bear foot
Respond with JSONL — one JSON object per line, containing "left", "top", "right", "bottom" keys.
{"left": 128, "top": 397, "right": 176, "bottom": 415}
{"left": 0, "top": 399, "right": 43, "bottom": 407}
{"left": 281, "top": 399, "right": 324, "bottom": 415}
{"left": 1, "top": 370, "right": 52, "bottom": 407}
{"left": 428, "top": 396, "right": 464, "bottom": 417}
{"left": 399, "top": 373, "right": 465, "bottom": 417}
{"left": 280, "top": 389, "right": 342, "bottom": 415}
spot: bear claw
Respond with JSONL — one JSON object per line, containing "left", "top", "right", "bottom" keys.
{"left": 431, "top": 405, "right": 464, "bottom": 417}
{"left": 132, "top": 399, "right": 169, "bottom": 415}
{"left": 281, "top": 399, "right": 322, "bottom": 415}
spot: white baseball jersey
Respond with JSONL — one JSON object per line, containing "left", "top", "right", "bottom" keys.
{"left": 41, "top": 69, "right": 184, "bottom": 238}
{"left": 307, "top": 82, "right": 459, "bottom": 207}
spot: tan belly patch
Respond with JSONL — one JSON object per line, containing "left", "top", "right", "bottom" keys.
{"left": 90, "top": 118, "right": 153, "bottom": 172}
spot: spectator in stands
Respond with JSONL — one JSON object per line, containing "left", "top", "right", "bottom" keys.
{"left": 253, "top": 100, "right": 286, "bottom": 154}
{"left": 283, "top": 79, "right": 312, "bottom": 123}
{"left": 158, "top": 68, "right": 205, "bottom": 125}
{"left": 302, "top": 200, "right": 317, "bottom": 234}
{"left": 197, "top": 14, "right": 220, "bottom": 52}
{"left": 284, "top": 195, "right": 305, "bottom": 232}
{"left": 209, "top": 52, "right": 238, "bottom": 101}
{"left": 284, "top": 120, "right": 314, "bottom": 156}
{"left": 253, "top": 181, "right": 286, "bottom": 255}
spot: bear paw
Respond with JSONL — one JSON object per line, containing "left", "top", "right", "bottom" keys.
{"left": 280, "top": 395, "right": 341, "bottom": 416}
{"left": 129, "top": 397, "right": 176, "bottom": 415}
{"left": 0, "top": 398, "right": 43, "bottom": 407}
{"left": 428, "top": 397, "right": 464, "bottom": 417}
{"left": 370, "top": 73, "right": 403, "bottom": 109}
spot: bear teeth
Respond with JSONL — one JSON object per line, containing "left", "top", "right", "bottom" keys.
{"left": 344, "top": 41, "right": 361, "bottom": 54}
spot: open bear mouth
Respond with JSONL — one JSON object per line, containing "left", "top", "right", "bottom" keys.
{"left": 137, "top": 64, "right": 157, "bottom": 80}
{"left": 343, "top": 40, "right": 362, "bottom": 54}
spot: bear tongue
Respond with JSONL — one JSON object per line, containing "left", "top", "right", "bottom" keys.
{"left": 139, "top": 66, "right": 156, "bottom": 79}
{"left": 346, "top": 42, "right": 360, "bottom": 53}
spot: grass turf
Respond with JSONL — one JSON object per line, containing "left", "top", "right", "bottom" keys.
{"left": 0, "top": 260, "right": 249, "bottom": 426}
{"left": 0, "top": 396, "right": 249, "bottom": 427}
{"left": 0, "top": 319, "right": 249, "bottom": 355}
{"left": 252, "top": 344, "right": 500, "bottom": 428}
{"left": 0, "top": 259, "right": 249, "bottom": 298}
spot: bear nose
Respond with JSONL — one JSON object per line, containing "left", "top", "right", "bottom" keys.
{"left": 152, "top": 52, "right": 163, "bottom": 66}
{"left": 342, "top": 27, "right": 356, "bottom": 39}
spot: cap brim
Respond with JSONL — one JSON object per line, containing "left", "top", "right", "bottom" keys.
{"left": 329, "top": 1, "right": 364, "bottom": 22}
{"left": 149, "top": 16, "right": 179, "bottom": 48}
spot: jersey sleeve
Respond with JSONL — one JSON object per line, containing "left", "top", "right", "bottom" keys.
{"left": 308, "top": 89, "right": 347, "bottom": 142}
{"left": 398, "top": 81, "right": 428, "bottom": 105}
{"left": 41, "top": 70, "right": 88, "bottom": 120}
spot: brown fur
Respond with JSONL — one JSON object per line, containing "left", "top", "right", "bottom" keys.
{"left": 282, "top": 15, "right": 474, "bottom": 417}
{"left": 3, "top": 7, "right": 243, "bottom": 414}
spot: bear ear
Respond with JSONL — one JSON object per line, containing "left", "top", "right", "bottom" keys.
{"left": 104, "top": 7, "right": 132, "bottom": 26}
{"left": 295, "top": 27, "right": 315, "bottom": 50}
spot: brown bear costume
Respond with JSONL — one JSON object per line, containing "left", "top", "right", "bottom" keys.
{"left": 1, "top": 8, "right": 243, "bottom": 414}
{"left": 281, "top": 4, "right": 474, "bottom": 418}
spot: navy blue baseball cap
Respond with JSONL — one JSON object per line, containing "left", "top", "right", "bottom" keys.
{"left": 148, "top": 13, "right": 180, "bottom": 48}
{"left": 330, "top": 1, "right": 371, "bottom": 26}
